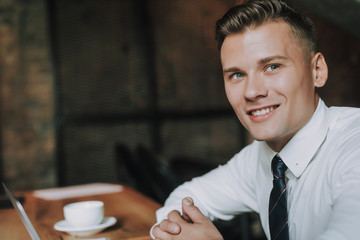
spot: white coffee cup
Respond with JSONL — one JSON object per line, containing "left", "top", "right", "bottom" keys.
{"left": 63, "top": 201, "right": 104, "bottom": 227}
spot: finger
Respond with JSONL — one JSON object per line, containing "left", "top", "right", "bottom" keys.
{"left": 168, "top": 209, "right": 184, "bottom": 223}
{"left": 182, "top": 197, "right": 208, "bottom": 223}
{"left": 153, "top": 224, "right": 178, "bottom": 239}
{"left": 181, "top": 198, "right": 192, "bottom": 223}
{"left": 182, "top": 212, "right": 192, "bottom": 223}
{"left": 159, "top": 219, "right": 181, "bottom": 234}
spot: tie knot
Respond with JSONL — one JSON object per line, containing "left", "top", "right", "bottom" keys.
{"left": 272, "top": 155, "right": 287, "bottom": 179}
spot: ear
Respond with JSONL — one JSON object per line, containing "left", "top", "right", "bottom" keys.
{"left": 311, "top": 52, "right": 328, "bottom": 88}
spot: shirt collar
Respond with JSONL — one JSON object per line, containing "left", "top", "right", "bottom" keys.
{"left": 278, "top": 99, "right": 330, "bottom": 178}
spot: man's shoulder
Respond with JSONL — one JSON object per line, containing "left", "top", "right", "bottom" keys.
{"left": 327, "top": 105, "right": 360, "bottom": 142}
{"left": 328, "top": 105, "right": 360, "bottom": 113}
{"left": 328, "top": 106, "right": 360, "bottom": 127}
{"left": 324, "top": 106, "right": 360, "bottom": 178}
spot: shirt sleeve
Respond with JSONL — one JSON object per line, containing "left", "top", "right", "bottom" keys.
{"left": 155, "top": 143, "right": 259, "bottom": 223}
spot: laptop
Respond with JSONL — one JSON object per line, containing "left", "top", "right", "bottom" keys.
{"left": 2, "top": 182, "right": 41, "bottom": 240}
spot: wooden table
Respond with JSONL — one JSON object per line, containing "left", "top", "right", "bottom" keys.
{"left": 0, "top": 183, "right": 161, "bottom": 239}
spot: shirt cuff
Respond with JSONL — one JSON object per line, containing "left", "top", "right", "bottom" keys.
{"left": 149, "top": 223, "right": 158, "bottom": 239}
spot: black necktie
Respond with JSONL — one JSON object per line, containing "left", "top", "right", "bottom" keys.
{"left": 269, "top": 155, "right": 289, "bottom": 240}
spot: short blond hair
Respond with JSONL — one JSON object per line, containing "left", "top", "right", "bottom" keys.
{"left": 215, "top": 0, "right": 317, "bottom": 57}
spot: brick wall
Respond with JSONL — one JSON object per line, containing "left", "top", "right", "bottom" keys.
{"left": 0, "top": 0, "right": 55, "bottom": 190}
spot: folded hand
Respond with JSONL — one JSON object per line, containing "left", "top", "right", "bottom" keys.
{"left": 152, "top": 197, "right": 223, "bottom": 240}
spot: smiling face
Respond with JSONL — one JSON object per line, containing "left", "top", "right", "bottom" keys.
{"left": 221, "top": 21, "right": 327, "bottom": 152}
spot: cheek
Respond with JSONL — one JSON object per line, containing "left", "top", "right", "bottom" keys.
{"left": 271, "top": 74, "right": 310, "bottom": 101}
{"left": 224, "top": 84, "right": 234, "bottom": 103}
{"left": 225, "top": 83, "right": 243, "bottom": 105}
{"left": 271, "top": 73, "right": 298, "bottom": 91}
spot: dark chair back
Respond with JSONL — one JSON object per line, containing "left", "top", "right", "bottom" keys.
{"left": 135, "top": 145, "right": 180, "bottom": 203}
{"left": 115, "top": 143, "right": 180, "bottom": 203}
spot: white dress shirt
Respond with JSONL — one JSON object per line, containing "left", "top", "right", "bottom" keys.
{"left": 154, "top": 99, "right": 360, "bottom": 240}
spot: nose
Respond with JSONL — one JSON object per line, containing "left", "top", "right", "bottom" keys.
{"left": 244, "top": 74, "right": 267, "bottom": 101}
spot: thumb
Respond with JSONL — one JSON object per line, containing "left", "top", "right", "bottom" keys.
{"left": 182, "top": 197, "right": 208, "bottom": 223}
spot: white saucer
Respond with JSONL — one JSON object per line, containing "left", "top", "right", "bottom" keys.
{"left": 54, "top": 216, "right": 117, "bottom": 236}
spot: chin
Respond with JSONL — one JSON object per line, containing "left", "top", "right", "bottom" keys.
{"left": 253, "top": 136, "right": 270, "bottom": 142}
{"left": 249, "top": 131, "right": 277, "bottom": 142}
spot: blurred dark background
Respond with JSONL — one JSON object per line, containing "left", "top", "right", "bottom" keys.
{"left": 0, "top": 0, "right": 359, "bottom": 238}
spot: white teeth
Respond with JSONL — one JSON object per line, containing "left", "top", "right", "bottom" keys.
{"left": 251, "top": 106, "right": 275, "bottom": 116}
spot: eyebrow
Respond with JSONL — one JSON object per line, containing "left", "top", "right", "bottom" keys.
{"left": 257, "top": 55, "right": 288, "bottom": 65}
{"left": 223, "top": 67, "right": 243, "bottom": 74}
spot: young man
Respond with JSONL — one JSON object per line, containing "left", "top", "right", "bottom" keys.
{"left": 151, "top": 0, "right": 360, "bottom": 239}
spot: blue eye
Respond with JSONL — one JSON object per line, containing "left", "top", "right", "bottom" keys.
{"left": 266, "top": 64, "right": 279, "bottom": 71}
{"left": 232, "top": 73, "right": 245, "bottom": 79}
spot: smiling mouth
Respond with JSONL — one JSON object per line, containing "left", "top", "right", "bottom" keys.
{"left": 249, "top": 105, "right": 279, "bottom": 116}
